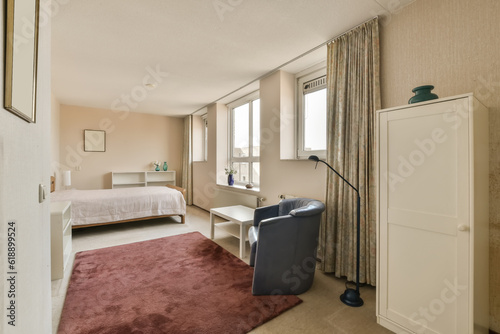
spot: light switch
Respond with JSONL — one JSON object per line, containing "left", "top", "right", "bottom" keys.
{"left": 39, "top": 184, "right": 46, "bottom": 203}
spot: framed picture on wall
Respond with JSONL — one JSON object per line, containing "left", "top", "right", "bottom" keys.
{"left": 4, "top": 0, "right": 40, "bottom": 123}
{"left": 84, "top": 130, "right": 106, "bottom": 152}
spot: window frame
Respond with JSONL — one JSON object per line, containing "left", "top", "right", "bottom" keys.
{"left": 296, "top": 65, "right": 327, "bottom": 160}
{"left": 228, "top": 91, "right": 260, "bottom": 187}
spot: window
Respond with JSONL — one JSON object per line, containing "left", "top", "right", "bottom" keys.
{"left": 229, "top": 92, "right": 260, "bottom": 187}
{"left": 297, "top": 67, "right": 327, "bottom": 159}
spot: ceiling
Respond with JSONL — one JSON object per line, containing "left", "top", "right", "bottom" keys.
{"left": 51, "top": 0, "right": 415, "bottom": 117}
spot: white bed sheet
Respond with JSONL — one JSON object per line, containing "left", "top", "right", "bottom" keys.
{"left": 50, "top": 186, "right": 186, "bottom": 227}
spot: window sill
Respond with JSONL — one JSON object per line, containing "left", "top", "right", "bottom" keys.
{"left": 217, "top": 183, "right": 260, "bottom": 194}
{"left": 280, "top": 156, "right": 327, "bottom": 162}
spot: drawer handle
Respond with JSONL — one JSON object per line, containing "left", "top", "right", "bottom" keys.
{"left": 458, "top": 225, "right": 469, "bottom": 232}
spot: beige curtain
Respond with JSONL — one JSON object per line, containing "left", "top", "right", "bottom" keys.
{"left": 181, "top": 115, "right": 193, "bottom": 205}
{"left": 318, "top": 18, "right": 380, "bottom": 286}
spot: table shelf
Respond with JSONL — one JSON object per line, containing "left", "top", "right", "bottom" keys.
{"left": 210, "top": 205, "right": 255, "bottom": 259}
{"left": 214, "top": 221, "right": 250, "bottom": 241}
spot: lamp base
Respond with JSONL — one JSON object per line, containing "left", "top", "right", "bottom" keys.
{"left": 340, "top": 288, "right": 364, "bottom": 307}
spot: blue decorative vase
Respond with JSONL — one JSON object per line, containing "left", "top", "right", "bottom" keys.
{"left": 408, "top": 85, "right": 439, "bottom": 104}
{"left": 163, "top": 162, "right": 168, "bottom": 171}
{"left": 228, "top": 174, "right": 234, "bottom": 186}
{"left": 155, "top": 165, "right": 160, "bottom": 171}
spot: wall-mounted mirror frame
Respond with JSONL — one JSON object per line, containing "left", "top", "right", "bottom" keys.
{"left": 4, "top": 0, "right": 40, "bottom": 123}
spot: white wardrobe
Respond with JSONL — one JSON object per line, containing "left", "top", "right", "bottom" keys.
{"left": 376, "top": 94, "right": 489, "bottom": 334}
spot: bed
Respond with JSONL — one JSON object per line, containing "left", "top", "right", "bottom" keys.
{"left": 50, "top": 176, "right": 186, "bottom": 228}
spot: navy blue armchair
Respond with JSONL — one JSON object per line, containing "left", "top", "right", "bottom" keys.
{"left": 248, "top": 198, "right": 325, "bottom": 295}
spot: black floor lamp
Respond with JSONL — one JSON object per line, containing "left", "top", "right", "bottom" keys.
{"left": 308, "top": 155, "right": 363, "bottom": 307}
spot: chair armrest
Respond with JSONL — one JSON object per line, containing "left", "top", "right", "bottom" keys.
{"left": 290, "top": 201, "right": 325, "bottom": 217}
{"left": 253, "top": 204, "right": 279, "bottom": 227}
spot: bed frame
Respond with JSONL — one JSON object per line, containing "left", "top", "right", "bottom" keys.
{"left": 50, "top": 176, "right": 186, "bottom": 228}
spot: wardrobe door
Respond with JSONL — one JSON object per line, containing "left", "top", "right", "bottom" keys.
{"left": 378, "top": 98, "right": 470, "bottom": 334}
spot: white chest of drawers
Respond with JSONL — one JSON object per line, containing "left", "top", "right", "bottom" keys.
{"left": 50, "top": 201, "right": 72, "bottom": 280}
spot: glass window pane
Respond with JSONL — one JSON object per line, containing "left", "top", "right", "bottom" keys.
{"left": 252, "top": 99, "right": 260, "bottom": 157}
{"left": 232, "top": 162, "right": 249, "bottom": 184}
{"left": 304, "top": 88, "right": 326, "bottom": 151}
{"left": 233, "top": 104, "right": 249, "bottom": 157}
{"left": 252, "top": 162, "right": 260, "bottom": 185}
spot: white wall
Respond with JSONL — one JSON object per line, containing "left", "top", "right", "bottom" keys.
{"left": 0, "top": 4, "right": 52, "bottom": 334}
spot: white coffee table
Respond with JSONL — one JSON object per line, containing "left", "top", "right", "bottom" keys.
{"left": 210, "top": 205, "right": 255, "bottom": 259}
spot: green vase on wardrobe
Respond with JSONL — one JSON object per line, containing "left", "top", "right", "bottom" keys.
{"left": 408, "top": 85, "right": 439, "bottom": 104}
{"left": 163, "top": 162, "right": 168, "bottom": 171}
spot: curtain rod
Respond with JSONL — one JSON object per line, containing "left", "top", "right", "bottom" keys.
{"left": 190, "top": 16, "right": 378, "bottom": 116}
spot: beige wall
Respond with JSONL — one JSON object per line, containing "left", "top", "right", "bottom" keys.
{"left": 192, "top": 115, "right": 205, "bottom": 162}
{"left": 259, "top": 71, "right": 327, "bottom": 204}
{"left": 193, "top": 0, "right": 500, "bottom": 329}
{"left": 57, "top": 105, "right": 184, "bottom": 190}
{"left": 380, "top": 0, "right": 500, "bottom": 329}
{"left": 192, "top": 71, "right": 327, "bottom": 211}
{"left": 192, "top": 103, "right": 231, "bottom": 210}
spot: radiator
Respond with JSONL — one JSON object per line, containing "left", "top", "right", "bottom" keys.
{"left": 213, "top": 188, "right": 266, "bottom": 208}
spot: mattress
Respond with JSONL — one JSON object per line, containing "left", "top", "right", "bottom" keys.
{"left": 50, "top": 186, "right": 186, "bottom": 227}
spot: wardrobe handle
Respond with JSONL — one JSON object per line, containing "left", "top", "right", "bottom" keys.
{"left": 458, "top": 225, "right": 469, "bottom": 232}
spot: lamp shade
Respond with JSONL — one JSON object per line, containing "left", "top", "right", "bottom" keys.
{"left": 308, "top": 155, "right": 320, "bottom": 162}
{"left": 63, "top": 170, "right": 71, "bottom": 187}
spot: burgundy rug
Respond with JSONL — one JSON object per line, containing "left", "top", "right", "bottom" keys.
{"left": 57, "top": 232, "right": 302, "bottom": 334}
